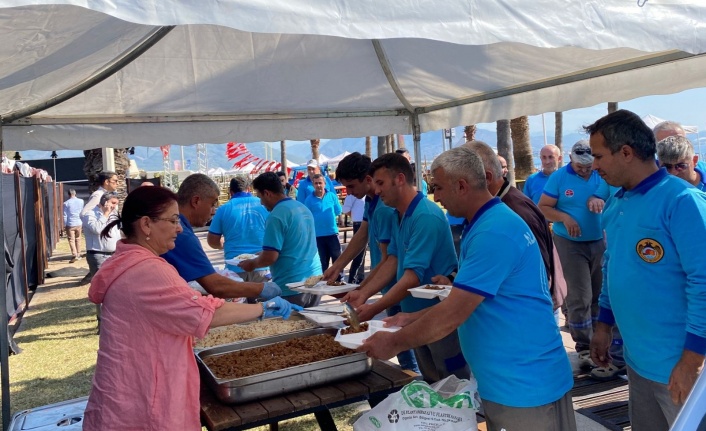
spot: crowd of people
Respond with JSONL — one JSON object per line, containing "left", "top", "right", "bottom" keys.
{"left": 71, "top": 108, "right": 705, "bottom": 431}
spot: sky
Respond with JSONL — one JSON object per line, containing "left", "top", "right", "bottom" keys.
{"left": 476, "top": 87, "right": 706, "bottom": 137}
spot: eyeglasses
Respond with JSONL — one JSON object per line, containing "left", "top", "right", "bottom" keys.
{"left": 573, "top": 149, "right": 591, "bottom": 156}
{"left": 661, "top": 162, "right": 689, "bottom": 172}
{"left": 152, "top": 217, "right": 181, "bottom": 226}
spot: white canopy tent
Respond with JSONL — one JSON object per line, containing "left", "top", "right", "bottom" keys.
{"left": 2, "top": 1, "right": 706, "bottom": 426}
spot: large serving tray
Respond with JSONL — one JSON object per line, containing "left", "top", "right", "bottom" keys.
{"left": 196, "top": 327, "right": 372, "bottom": 404}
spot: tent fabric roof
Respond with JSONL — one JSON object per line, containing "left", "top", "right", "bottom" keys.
{"left": 2, "top": 2, "right": 706, "bottom": 150}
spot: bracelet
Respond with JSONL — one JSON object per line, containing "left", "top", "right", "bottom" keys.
{"left": 259, "top": 302, "right": 266, "bottom": 321}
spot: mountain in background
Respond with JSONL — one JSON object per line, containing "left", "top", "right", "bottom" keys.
{"left": 18, "top": 127, "right": 706, "bottom": 171}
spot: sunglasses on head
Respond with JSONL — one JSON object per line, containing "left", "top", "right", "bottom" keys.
{"left": 661, "top": 162, "right": 689, "bottom": 171}
{"left": 573, "top": 149, "right": 591, "bottom": 156}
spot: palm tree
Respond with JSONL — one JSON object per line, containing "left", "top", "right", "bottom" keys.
{"left": 497, "top": 119, "right": 515, "bottom": 185}
{"left": 365, "top": 137, "right": 372, "bottom": 158}
{"left": 310, "top": 139, "right": 320, "bottom": 160}
{"left": 510, "top": 116, "right": 533, "bottom": 181}
{"left": 83, "top": 148, "right": 129, "bottom": 200}
{"left": 280, "top": 140, "right": 287, "bottom": 173}
{"left": 464, "top": 125, "right": 477, "bottom": 142}
{"left": 555, "top": 112, "right": 564, "bottom": 167}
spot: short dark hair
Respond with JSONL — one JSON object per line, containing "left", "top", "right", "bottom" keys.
{"left": 97, "top": 171, "right": 117, "bottom": 186}
{"left": 102, "top": 186, "right": 177, "bottom": 240}
{"left": 229, "top": 176, "right": 250, "bottom": 194}
{"left": 177, "top": 173, "right": 220, "bottom": 206}
{"left": 252, "top": 172, "right": 284, "bottom": 195}
{"left": 583, "top": 109, "right": 656, "bottom": 161}
{"left": 335, "top": 152, "right": 371, "bottom": 182}
{"left": 369, "top": 153, "right": 414, "bottom": 185}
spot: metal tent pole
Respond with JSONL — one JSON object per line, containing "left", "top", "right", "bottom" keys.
{"left": 0, "top": 120, "right": 12, "bottom": 431}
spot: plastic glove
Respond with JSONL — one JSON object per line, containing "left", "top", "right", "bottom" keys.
{"left": 262, "top": 297, "right": 304, "bottom": 320}
{"left": 259, "top": 281, "right": 282, "bottom": 300}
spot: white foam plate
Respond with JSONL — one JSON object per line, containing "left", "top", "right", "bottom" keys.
{"left": 409, "top": 285, "right": 452, "bottom": 299}
{"left": 298, "top": 305, "right": 346, "bottom": 328}
{"left": 334, "top": 320, "right": 401, "bottom": 349}
{"left": 292, "top": 282, "right": 358, "bottom": 296}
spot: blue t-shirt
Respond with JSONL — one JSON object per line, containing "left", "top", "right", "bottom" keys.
{"left": 454, "top": 198, "right": 572, "bottom": 407}
{"left": 162, "top": 214, "right": 216, "bottom": 282}
{"left": 523, "top": 171, "right": 550, "bottom": 204}
{"left": 263, "top": 198, "right": 322, "bottom": 296}
{"left": 542, "top": 163, "right": 609, "bottom": 241}
{"left": 296, "top": 176, "right": 336, "bottom": 204}
{"left": 208, "top": 192, "right": 269, "bottom": 272}
{"left": 304, "top": 190, "right": 342, "bottom": 237}
{"left": 597, "top": 169, "right": 706, "bottom": 384}
{"left": 387, "top": 193, "right": 457, "bottom": 313}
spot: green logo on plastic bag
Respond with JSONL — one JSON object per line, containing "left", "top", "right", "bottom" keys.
{"left": 401, "top": 381, "right": 475, "bottom": 409}
{"left": 369, "top": 416, "right": 381, "bottom": 428}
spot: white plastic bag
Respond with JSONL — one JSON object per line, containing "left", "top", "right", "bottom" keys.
{"left": 354, "top": 375, "right": 480, "bottom": 431}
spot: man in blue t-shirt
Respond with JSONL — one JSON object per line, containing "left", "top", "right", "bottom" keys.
{"left": 161, "top": 174, "right": 281, "bottom": 300}
{"left": 656, "top": 135, "right": 706, "bottom": 191}
{"left": 324, "top": 152, "right": 420, "bottom": 374}
{"left": 240, "top": 172, "right": 322, "bottom": 308}
{"left": 524, "top": 144, "right": 562, "bottom": 204}
{"left": 587, "top": 110, "right": 706, "bottom": 430}
{"left": 538, "top": 140, "right": 611, "bottom": 370}
{"left": 361, "top": 147, "right": 575, "bottom": 430}
{"left": 207, "top": 177, "right": 269, "bottom": 282}
{"left": 303, "top": 174, "right": 342, "bottom": 274}
{"left": 353, "top": 153, "right": 468, "bottom": 383}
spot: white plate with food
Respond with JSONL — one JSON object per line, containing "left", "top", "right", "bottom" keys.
{"left": 292, "top": 280, "right": 359, "bottom": 295}
{"left": 224, "top": 253, "right": 259, "bottom": 266}
{"left": 409, "top": 284, "right": 452, "bottom": 299}
{"left": 334, "top": 320, "right": 400, "bottom": 349}
{"left": 297, "top": 305, "right": 347, "bottom": 327}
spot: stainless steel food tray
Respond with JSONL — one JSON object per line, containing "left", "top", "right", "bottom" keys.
{"left": 196, "top": 327, "right": 372, "bottom": 403}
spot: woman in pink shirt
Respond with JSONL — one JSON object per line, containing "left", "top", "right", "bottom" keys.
{"left": 83, "top": 186, "right": 298, "bottom": 431}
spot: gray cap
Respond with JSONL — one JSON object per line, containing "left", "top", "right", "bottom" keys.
{"left": 570, "top": 140, "right": 593, "bottom": 165}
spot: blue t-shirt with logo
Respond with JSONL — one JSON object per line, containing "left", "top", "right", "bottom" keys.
{"left": 387, "top": 193, "right": 457, "bottom": 313}
{"left": 304, "top": 190, "right": 342, "bottom": 237}
{"left": 208, "top": 192, "right": 269, "bottom": 273}
{"left": 542, "top": 164, "right": 609, "bottom": 241}
{"left": 523, "top": 171, "right": 550, "bottom": 204}
{"left": 454, "top": 198, "right": 572, "bottom": 407}
{"left": 162, "top": 214, "right": 216, "bottom": 282}
{"left": 598, "top": 169, "right": 706, "bottom": 384}
{"left": 262, "top": 198, "right": 322, "bottom": 296}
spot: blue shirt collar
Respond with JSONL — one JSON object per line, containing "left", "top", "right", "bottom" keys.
{"left": 231, "top": 192, "right": 252, "bottom": 199}
{"left": 615, "top": 168, "right": 667, "bottom": 198}
{"left": 178, "top": 213, "right": 193, "bottom": 233}
{"left": 463, "top": 197, "right": 502, "bottom": 234}
{"left": 401, "top": 192, "right": 425, "bottom": 218}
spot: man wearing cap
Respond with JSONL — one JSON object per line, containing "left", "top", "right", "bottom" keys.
{"left": 524, "top": 145, "right": 562, "bottom": 204}
{"left": 538, "top": 141, "right": 612, "bottom": 372}
{"left": 296, "top": 159, "right": 335, "bottom": 204}
{"left": 588, "top": 110, "right": 706, "bottom": 429}
{"left": 657, "top": 135, "right": 706, "bottom": 191}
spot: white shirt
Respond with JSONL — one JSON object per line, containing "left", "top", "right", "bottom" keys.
{"left": 342, "top": 195, "right": 365, "bottom": 222}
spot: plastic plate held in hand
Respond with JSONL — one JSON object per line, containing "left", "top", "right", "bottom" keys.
{"left": 409, "top": 285, "right": 452, "bottom": 300}
{"left": 334, "top": 320, "right": 400, "bottom": 349}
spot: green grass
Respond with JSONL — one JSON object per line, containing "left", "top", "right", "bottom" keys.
{"left": 2, "top": 241, "right": 369, "bottom": 430}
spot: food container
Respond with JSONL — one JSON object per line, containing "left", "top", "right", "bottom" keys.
{"left": 409, "top": 285, "right": 452, "bottom": 300}
{"left": 197, "top": 328, "right": 372, "bottom": 403}
{"left": 334, "top": 320, "right": 401, "bottom": 349}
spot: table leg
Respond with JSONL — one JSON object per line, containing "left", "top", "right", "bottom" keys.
{"left": 314, "top": 409, "right": 337, "bottom": 430}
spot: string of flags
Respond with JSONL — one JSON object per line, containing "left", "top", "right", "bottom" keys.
{"left": 226, "top": 142, "right": 290, "bottom": 175}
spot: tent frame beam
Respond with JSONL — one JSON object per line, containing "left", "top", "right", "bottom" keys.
{"left": 1, "top": 26, "right": 175, "bottom": 124}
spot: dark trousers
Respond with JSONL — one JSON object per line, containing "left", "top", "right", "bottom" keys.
{"left": 347, "top": 222, "right": 365, "bottom": 284}
{"left": 316, "top": 234, "right": 342, "bottom": 274}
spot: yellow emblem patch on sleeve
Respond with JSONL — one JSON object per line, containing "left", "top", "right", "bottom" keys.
{"left": 636, "top": 238, "right": 664, "bottom": 263}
